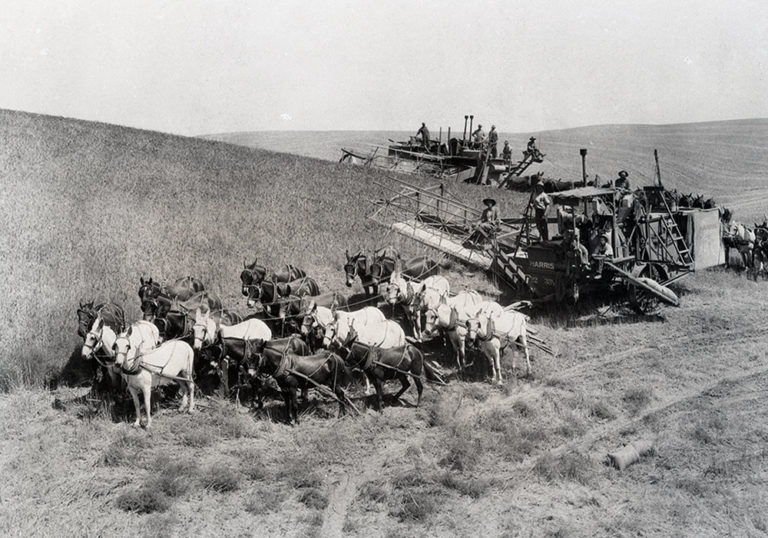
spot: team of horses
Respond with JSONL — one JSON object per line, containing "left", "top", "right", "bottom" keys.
{"left": 76, "top": 248, "right": 536, "bottom": 427}
{"left": 720, "top": 211, "right": 768, "bottom": 277}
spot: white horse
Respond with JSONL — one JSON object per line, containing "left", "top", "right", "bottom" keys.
{"left": 465, "top": 309, "right": 531, "bottom": 383}
{"left": 81, "top": 315, "right": 123, "bottom": 388}
{"left": 386, "top": 271, "right": 450, "bottom": 341}
{"left": 192, "top": 308, "right": 272, "bottom": 350}
{"left": 114, "top": 330, "right": 194, "bottom": 428}
{"left": 301, "top": 305, "right": 386, "bottom": 337}
{"left": 422, "top": 290, "right": 482, "bottom": 374}
{"left": 323, "top": 315, "right": 406, "bottom": 349}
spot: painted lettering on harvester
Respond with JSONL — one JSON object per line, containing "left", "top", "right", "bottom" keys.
{"left": 530, "top": 261, "right": 556, "bottom": 270}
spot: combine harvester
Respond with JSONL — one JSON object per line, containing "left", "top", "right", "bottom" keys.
{"left": 341, "top": 114, "right": 545, "bottom": 186}
{"left": 370, "top": 151, "right": 725, "bottom": 312}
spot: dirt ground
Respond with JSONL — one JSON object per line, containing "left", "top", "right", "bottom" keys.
{"left": 2, "top": 269, "right": 768, "bottom": 537}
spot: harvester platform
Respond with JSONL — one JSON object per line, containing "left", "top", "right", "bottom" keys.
{"left": 390, "top": 218, "right": 494, "bottom": 269}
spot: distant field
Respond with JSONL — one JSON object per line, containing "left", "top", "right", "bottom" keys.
{"left": 3, "top": 109, "right": 768, "bottom": 537}
{"left": 206, "top": 119, "right": 768, "bottom": 221}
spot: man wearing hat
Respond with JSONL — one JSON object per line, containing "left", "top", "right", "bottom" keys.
{"left": 488, "top": 125, "right": 499, "bottom": 158}
{"left": 526, "top": 136, "right": 541, "bottom": 160}
{"left": 502, "top": 140, "right": 512, "bottom": 165}
{"left": 468, "top": 197, "right": 500, "bottom": 248}
{"left": 533, "top": 183, "right": 552, "bottom": 241}
{"left": 615, "top": 170, "right": 630, "bottom": 190}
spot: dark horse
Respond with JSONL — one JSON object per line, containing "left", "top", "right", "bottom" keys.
{"left": 240, "top": 258, "right": 306, "bottom": 298}
{"left": 246, "top": 277, "right": 319, "bottom": 333}
{"left": 138, "top": 276, "right": 204, "bottom": 303}
{"left": 331, "top": 323, "right": 441, "bottom": 411}
{"left": 200, "top": 335, "right": 310, "bottom": 403}
{"left": 139, "top": 276, "right": 205, "bottom": 321}
{"left": 344, "top": 246, "right": 399, "bottom": 297}
{"left": 148, "top": 291, "right": 225, "bottom": 340}
{"left": 244, "top": 347, "right": 350, "bottom": 425}
{"left": 77, "top": 300, "right": 125, "bottom": 340}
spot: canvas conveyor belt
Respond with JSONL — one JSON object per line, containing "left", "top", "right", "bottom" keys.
{"left": 603, "top": 261, "right": 681, "bottom": 306}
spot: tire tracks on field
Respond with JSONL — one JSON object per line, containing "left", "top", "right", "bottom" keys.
{"left": 318, "top": 420, "right": 427, "bottom": 538}
{"left": 498, "top": 359, "right": 768, "bottom": 482}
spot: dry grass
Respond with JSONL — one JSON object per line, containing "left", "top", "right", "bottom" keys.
{"left": 4, "top": 111, "right": 768, "bottom": 536}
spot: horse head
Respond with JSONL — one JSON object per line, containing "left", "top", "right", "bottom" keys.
{"left": 140, "top": 298, "right": 158, "bottom": 321}
{"left": 82, "top": 316, "right": 105, "bottom": 359}
{"left": 113, "top": 326, "right": 135, "bottom": 368}
{"left": 192, "top": 308, "right": 215, "bottom": 351}
{"left": 385, "top": 271, "right": 403, "bottom": 305}
{"left": 322, "top": 315, "right": 348, "bottom": 349}
{"left": 344, "top": 250, "right": 363, "bottom": 287}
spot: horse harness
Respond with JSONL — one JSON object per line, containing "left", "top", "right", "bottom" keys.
{"left": 345, "top": 341, "right": 413, "bottom": 378}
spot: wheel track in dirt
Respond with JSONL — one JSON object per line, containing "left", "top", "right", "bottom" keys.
{"left": 318, "top": 420, "right": 427, "bottom": 538}
{"left": 497, "top": 343, "right": 768, "bottom": 481}
{"left": 544, "top": 325, "right": 758, "bottom": 382}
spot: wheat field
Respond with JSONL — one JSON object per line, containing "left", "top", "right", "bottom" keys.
{"left": 2, "top": 109, "right": 768, "bottom": 537}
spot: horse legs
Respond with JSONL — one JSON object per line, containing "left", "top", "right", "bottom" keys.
{"left": 187, "top": 378, "right": 195, "bottom": 413}
{"left": 492, "top": 340, "right": 503, "bottom": 385}
{"left": 519, "top": 333, "right": 532, "bottom": 377}
{"left": 142, "top": 381, "right": 153, "bottom": 428}
{"left": 127, "top": 384, "right": 142, "bottom": 428}
{"left": 391, "top": 373, "right": 411, "bottom": 404}
{"left": 369, "top": 373, "right": 384, "bottom": 412}
{"left": 219, "top": 358, "right": 230, "bottom": 399}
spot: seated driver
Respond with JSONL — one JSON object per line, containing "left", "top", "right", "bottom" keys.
{"left": 591, "top": 234, "right": 614, "bottom": 277}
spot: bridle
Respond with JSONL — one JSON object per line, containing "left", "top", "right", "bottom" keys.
{"left": 193, "top": 319, "right": 213, "bottom": 348}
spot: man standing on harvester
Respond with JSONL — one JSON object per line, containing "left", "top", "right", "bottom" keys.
{"left": 416, "top": 122, "right": 431, "bottom": 153}
{"left": 533, "top": 183, "right": 552, "bottom": 241}
{"left": 488, "top": 125, "right": 499, "bottom": 158}
{"left": 472, "top": 124, "right": 485, "bottom": 149}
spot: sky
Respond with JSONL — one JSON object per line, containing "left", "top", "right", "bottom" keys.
{"left": 1, "top": 0, "right": 767, "bottom": 135}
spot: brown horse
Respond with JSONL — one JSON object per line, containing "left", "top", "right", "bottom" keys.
{"left": 240, "top": 258, "right": 306, "bottom": 297}
{"left": 200, "top": 335, "right": 310, "bottom": 404}
{"left": 331, "top": 323, "right": 443, "bottom": 411}
{"left": 244, "top": 347, "right": 351, "bottom": 425}
{"left": 344, "top": 246, "right": 399, "bottom": 297}
{"left": 77, "top": 300, "right": 125, "bottom": 340}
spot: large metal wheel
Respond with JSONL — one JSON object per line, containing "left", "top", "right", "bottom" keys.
{"left": 628, "top": 264, "right": 665, "bottom": 314}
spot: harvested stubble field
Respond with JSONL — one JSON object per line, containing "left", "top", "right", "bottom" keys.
{"left": 2, "top": 109, "right": 768, "bottom": 537}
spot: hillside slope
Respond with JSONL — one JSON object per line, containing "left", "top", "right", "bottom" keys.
{"left": 206, "top": 119, "right": 768, "bottom": 220}
{"left": 0, "top": 109, "right": 516, "bottom": 384}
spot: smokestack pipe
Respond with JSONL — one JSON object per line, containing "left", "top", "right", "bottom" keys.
{"left": 469, "top": 115, "right": 474, "bottom": 142}
{"left": 463, "top": 115, "right": 468, "bottom": 141}
{"left": 580, "top": 148, "right": 588, "bottom": 187}
{"left": 447, "top": 127, "right": 451, "bottom": 155}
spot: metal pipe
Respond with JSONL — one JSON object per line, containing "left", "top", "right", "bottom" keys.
{"left": 447, "top": 127, "right": 451, "bottom": 156}
{"left": 469, "top": 115, "right": 474, "bottom": 142}
{"left": 438, "top": 127, "right": 442, "bottom": 155}
{"left": 463, "top": 116, "right": 468, "bottom": 141}
{"left": 580, "top": 148, "right": 588, "bottom": 187}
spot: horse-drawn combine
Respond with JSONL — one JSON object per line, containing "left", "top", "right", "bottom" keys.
{"left": 370, "top": 163, "right": 724, "bottom": 312}
{"left": 340, "top": 115, "right": 545, "bottom": 187}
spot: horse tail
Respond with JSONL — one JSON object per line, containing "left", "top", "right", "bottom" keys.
{"left": 331, "top": 352, "right": 352, "bottom": 389}
{"left": 413, "top": 346, "right": 446, "bottom": 385}
{"left": 408, "top": 344, "right": 447, "bottom": 385}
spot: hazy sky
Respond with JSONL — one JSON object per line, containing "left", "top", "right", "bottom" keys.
{"left": 2, "top": 1, "right": 767, "bottom": 135}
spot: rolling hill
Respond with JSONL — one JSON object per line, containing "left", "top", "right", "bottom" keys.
{"left": 206, "top": 119, "right": 768, "bottom": 221}
{"left": 2, "top": 109, "right": 768, "bottom": 537}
